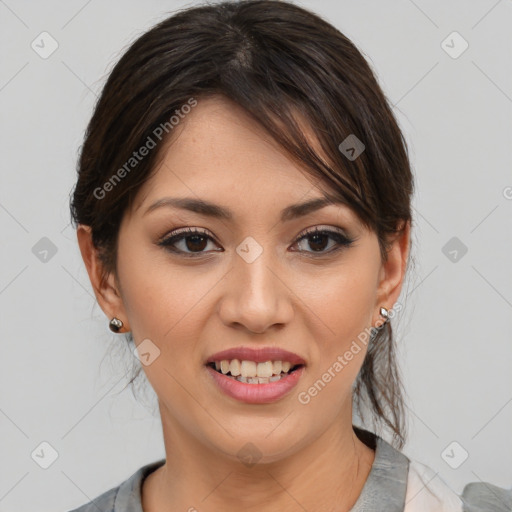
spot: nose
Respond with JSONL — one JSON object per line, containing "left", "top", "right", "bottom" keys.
{"left": 217, "top": 247, "right": 294, "bottom": 335}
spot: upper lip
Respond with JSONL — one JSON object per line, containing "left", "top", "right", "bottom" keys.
{"left": 206, "top": 346, "right": 306, "bottom": 365}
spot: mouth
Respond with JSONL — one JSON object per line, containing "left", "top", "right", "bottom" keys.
{"left": 206, "top": 359, "right": 305, "bottom": 384}
{"left": 204, "top": 347, "right": 307, "bottom": 403}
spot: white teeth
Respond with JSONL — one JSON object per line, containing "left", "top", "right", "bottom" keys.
{"left": 240, "top": 360, "right": 257, "bottom": 377}
{"left": 220, "top": 360, "right": 230, "bottom": 374}
{"left": 232, "top": 374, "right": 285, "bottom": 384}
{"left": 211, "top": 359, "right": 300, "bottom": 380}
{"left": 229, "top": 359, "right": 241, "bottom": 376}
{"left": 257, "top": 361, "right": 273, "bottom": 378}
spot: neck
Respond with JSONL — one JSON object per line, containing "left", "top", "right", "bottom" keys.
{"left": 142, "top": 405, "right": 375, "bottom": 512}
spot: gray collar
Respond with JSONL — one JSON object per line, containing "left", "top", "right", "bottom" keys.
{"left": 113, "top": 458, "right": 165, "bottom": 511}
{"left": 111, "top": 428, "right": 409, "bottom": 512}
{"left": 350, "top": 428, "right": 410, "bottom": 511}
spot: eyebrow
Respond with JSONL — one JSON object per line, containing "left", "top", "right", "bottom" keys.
{"left": 143, "top": 194, "right": 347, "bottom": 222}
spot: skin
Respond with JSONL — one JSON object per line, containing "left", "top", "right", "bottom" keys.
{"left": 77, "top": 95, "right": 410, "bottom": 512}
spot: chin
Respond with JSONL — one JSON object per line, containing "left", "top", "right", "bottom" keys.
{"left": 204, "top": 425, "right": 307, "bottom": 466}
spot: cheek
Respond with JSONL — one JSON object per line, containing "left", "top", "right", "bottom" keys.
{"left": 297, "top": 254, "right": 379, "bottom": 389}
{"left": 334, "top": 273, "right": 375, "bottom": 339}
{"left": 116, "top": 254, "right": 216, "bottom": 405}
{"left": 116, "top": 244, "right": 219, "bottom": 357}
{"left": 305, "top": 264, "right": 377, "bottom": 342}
{"left": 294, "top": 271, "right": 377, "bottom": 413}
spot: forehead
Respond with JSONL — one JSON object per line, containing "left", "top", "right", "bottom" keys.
{"left": 130, "top": 95, "right": 356, "bottom": 224}
{"left": 140, "top": 97, "right": 315, "bottom": 198}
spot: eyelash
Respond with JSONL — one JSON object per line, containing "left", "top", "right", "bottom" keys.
{"left": 157, "top": 226, "right": 356, "bottom": 258}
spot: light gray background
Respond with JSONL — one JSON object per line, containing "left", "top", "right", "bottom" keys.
{"left": 1, "top": 1, "right": 511, "bottom": 510}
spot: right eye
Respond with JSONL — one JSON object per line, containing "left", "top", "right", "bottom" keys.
{"left": 157, "top": 227, "right": 223, "bottom": 257}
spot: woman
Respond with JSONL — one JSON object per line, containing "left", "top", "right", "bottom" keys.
{"left": 68, "top": 1, "right": 510, "bottom": 510}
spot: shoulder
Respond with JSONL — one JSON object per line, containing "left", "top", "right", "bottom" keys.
{"left": 66, "top": 458, "right": 166, "bottom": 512}
{"left": 461, "top": 481, "right": 512, "bottom": 511}
{"left": 67, "top": 485, "right": 117, "bottom": 512}
{"left": 404, "top": 460, "right": 463, "bottom": 511}
{"left": 404, "top": 459, "right": 512, "bottom": 512}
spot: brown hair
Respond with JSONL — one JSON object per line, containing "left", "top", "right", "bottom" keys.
{"left": 70, "top": 0, "right": 414, "bottom": 448}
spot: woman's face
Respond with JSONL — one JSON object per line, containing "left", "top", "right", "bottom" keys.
{"left": 81, "top": 95, "right": 408, "bottom": 463}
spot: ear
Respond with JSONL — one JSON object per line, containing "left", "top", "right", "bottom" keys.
{"left": 76, "top": 224, "right": 130, "bottom": 332}
{"left": 373, "top": 220, "right": 411, "bottom": 324}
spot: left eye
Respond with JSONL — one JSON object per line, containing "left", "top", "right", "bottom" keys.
{"left": 157, "top": 227, "right": 355, "bottom": 257}
{"left": 292, "top": 227, "right": 355, "bottom": 254}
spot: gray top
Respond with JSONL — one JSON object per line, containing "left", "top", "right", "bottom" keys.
{"left": 68, "top": 429, "right": 511, "bottom": 512}
{"left": 462, "top": 482, "right": 512, "bottom": 512}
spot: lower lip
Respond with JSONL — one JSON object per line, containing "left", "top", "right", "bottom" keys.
{"left": 205, "top": 365, "right": 305, "bottom": 404}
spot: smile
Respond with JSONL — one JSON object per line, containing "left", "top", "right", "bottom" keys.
{"left": 205, "top": 360, "right": 305, "bottom": 404}
{"left": 207, "top": 359, "right": 303, "bottom": 384}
